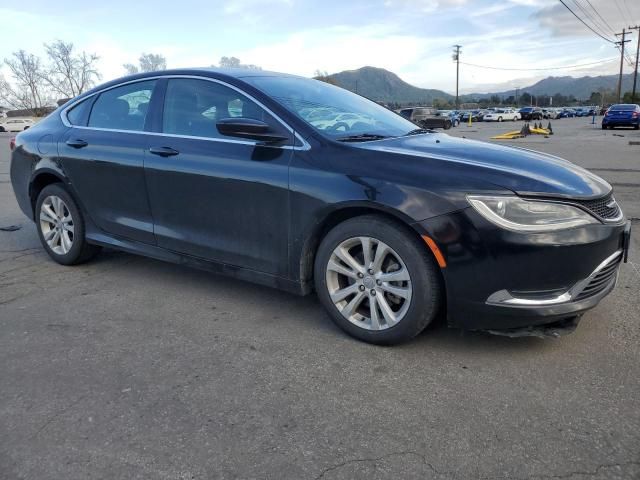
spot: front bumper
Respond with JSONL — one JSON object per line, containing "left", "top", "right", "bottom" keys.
{"left": 415, "top": 209, "right": 629, "bottom": 331}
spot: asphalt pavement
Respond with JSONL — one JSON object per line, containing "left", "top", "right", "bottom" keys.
{"left": 1, "top": 117, "right": 639, "bottom": 479}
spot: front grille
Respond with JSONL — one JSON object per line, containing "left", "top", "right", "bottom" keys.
{"left": 571, "top": 194, "right": 621, "bottom": 221}
{"left": 574, "top": 253, "right": 622, "bottom": 301}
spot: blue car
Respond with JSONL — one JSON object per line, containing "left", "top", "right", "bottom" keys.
{"left": 437, "top": 110, "right": 460, "bottom": 127}
{"left": 559, "top": 108, "right": 576, "bottom": 118}
{"left": 602, "top": 104, "right": 640, "bottom": 130}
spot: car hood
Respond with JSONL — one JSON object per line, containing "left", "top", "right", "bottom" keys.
{"left": 355, "top": 133, "right": 611, "bottom": 199}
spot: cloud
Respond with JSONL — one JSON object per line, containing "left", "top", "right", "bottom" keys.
{"left": 533, "top": 0, "right": 639, "bottom": 39}
{"left": 383, "top": 0, "right": 468, "bottom": 13}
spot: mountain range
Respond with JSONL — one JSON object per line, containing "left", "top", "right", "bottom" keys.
{"left": 324, "top": 66, "right": 637, "bottom": 104}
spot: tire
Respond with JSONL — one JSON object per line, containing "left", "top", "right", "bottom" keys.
{"left": 35, "top": 183, "right": 101, "bottom": 265}
{"left": 444, "top": 120, "right": 452, "bottom": 130}
{"left": 634, "top": 124, "right": 639, "bottom": 130}
{"left": 497, "top": 117, "right": 503, "bottom": 122}
{"left": 314, "top": 215, "right": 442, "bottom": 345}
{"left": 602, "top": 125, "right": 606, "bottom": 130}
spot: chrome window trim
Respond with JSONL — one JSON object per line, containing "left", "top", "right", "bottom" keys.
{"left": 60, "top": 74, "right": 311, "bottom": 151}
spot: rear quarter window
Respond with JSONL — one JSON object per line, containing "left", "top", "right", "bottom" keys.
{"left": 66, "top": 98, "right": 94, "bottom": 126}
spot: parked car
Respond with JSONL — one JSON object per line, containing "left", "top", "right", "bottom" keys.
{"left": 602, "top": 104, "right": 640, "bottom": 130}
{"left": 0, "top": 118, "right": 34, "bottom": 132}
{"left": 559, "top": 108, "right": 576, "bottom": 118}
{"left": 459, "top": 110, "right": 481, "bottom": 122}
{"left": 574, "top": 107, "right": 591, "bottom": 117}
{"left": 9, "top": 69, "right": 630, "bottom": 345}
{"left": 518, "top": 107, "right": 543, "bottom": 121}
{"left": 483, "top": 108, "right": 520, "bottom": 122}
{"left": 436, "top": 110, "right": 460, "bottom": 127}
{"left": 398, "top": 107, "right": 452, "bottom": 129}
{"left": 541, "top": 108, "right": 561, "bottom": 119}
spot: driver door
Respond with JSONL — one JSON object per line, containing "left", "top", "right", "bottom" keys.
{"left": 144, "top": 77, "right": 294, "bottom": 276}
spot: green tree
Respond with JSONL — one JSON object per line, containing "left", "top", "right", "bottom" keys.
{"left": 622, "top": 91, "right": 640, "bottom": 103}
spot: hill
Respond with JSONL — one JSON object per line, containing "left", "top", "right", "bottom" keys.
{"left": 467, "top": 73, "right": 635, "bottom": 100}
{"left": 325, "top": 67, "right": 453, "bottom": 104}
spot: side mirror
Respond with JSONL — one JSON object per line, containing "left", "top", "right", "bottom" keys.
{"left": 216, "top": 117, "right": 289, "bottom": 144}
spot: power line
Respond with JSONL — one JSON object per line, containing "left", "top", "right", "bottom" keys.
{"left": 558, "top": 0, "right": 616, "bottom": 43}
{"left": 621, "top": 0, "right": 634, "bottom": 22}
{"left": 613, "top": 0, "right": 628, "bottom": 23}
{"left": 584, "top": 0, "right": 616, "bottom": 35}
{"left": 459, "top": 57, "right": 618, "bottom": 71}
{"left": 570, "top": 0, "right": 615, "bottom": 41}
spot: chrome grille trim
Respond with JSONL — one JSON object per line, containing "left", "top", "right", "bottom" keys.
{"left": 570, "top": 194, "right": 623, "bottom": 222}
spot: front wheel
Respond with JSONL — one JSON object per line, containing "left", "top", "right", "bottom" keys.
{"left": 35, "top": 183, "right": 101, "bottom": 265}
{"left": 314, "top": 216, "right": 442, "bottom": 345}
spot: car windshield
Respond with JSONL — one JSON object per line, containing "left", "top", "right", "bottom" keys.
{"left": 243, "top": 75, "right": 417, "bottom": 139}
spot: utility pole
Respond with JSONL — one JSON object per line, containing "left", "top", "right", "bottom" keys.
{"left": 629, "top": 25, "right": 640, "bottom": 102}
{"left": 452, "top": 45, "right": 461, "bottom": 110}
{"left": 615, "top": 29, "right": 631, "bottom": 102}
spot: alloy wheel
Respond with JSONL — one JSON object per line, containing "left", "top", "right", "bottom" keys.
{"left": 325, "top": 236, "right": 412, "bottom": 331}
{"left": 40, "top": 195, "right": 74, "bottom": 255}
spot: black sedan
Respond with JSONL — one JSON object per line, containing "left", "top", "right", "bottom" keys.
{"left": 519, "top": 107, "right": 544, "bottom": 120}
{"left": 10, "top": 69, "right": 631, "bottom": 345}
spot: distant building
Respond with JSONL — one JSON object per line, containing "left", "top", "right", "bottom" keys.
{"left": 6, "top": 106, "right": 56, "bottom": 117}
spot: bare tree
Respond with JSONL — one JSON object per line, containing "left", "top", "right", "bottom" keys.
{"left": 43, "top": 40, "right": 100, "bottom": 98}
{"left": 124, "top": 53, "right": 167, "bottom": 74}
{"left": 314, "top": 70, "right": 336, "bottom": 85}
{"left": 1, "top": 50, "right": 52, "bottom": 115}
{"left": 218, "top": 56, "right": 261, "bottom": 70}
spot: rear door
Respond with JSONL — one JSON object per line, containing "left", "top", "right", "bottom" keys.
{"left": 143, "top": 77, "right": 295, "bottom": 276}
{"left": 59, "top": 79, "right": 158, "bottom": 244}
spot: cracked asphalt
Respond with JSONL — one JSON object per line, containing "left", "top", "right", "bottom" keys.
{"left": 1, "top": 118, "right": 639, "bottom": 480}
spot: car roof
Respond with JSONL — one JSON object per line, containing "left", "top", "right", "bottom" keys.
{"left": 72, "top": 67, "right": 304, "bottom": 103}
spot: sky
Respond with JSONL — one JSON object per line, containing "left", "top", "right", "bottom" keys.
{"left": 1, "top": 0, "right": 639, "bottom": 94}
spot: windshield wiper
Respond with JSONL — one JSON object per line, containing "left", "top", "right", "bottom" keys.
{"left": 335, "top": 133, "right": 389, "bottom": 142}
{"left": 404, "top": 128, "right": 434, "bottom": 136}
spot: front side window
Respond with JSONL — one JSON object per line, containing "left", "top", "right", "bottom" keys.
{"left": 162, "top": 78, "right": 272, "bottom": 139}
{"left": 243, "top": 76, "right": 417, "bottom": 139}
{"left": 88, "top": 80, "right": 156, "bottom": 131}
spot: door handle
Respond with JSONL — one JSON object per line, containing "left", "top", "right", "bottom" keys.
{"left": 149, "top": 146, "right": 179, "bottom": 157}
{"left": 66, "top": 139, "right": 88, "bottom": 148}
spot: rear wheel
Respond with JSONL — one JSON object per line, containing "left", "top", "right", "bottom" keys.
{"left": 443, "top": 120, "right": 452, "bottom": 130}
{"left": 35, "top": 183, "right": 101, "bottom": 265}
{"left": 314, "top": 215, "right": 441, "bottom": 345}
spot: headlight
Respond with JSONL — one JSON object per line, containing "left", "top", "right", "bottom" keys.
{"left": 467, "top": 195, "right": 598, "bottom": 232}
